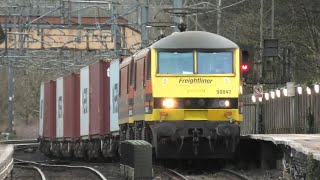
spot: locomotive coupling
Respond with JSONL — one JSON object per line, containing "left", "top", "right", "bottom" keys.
{"left": 224, "top": 111, "right": 234, "bottom": 123}
{"left": 159, "top": 112, "right": 168, "bottom": 121}
{"left": 192, "top": 128, "right": 200, "bottom": 143}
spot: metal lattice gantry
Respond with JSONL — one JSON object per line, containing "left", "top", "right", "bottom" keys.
{"left": 0, "top": 0, "right": 250, "bottom": 134}
{"left": 0, "top": 0, "right": 145, "bottom": 134}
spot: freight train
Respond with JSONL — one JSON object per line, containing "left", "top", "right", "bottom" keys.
{"left": 39, "top": 31, "right": 243, "bottom": 159}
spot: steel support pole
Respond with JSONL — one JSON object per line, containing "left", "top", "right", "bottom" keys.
{"left": 5, "top": 2, "right": 15, "bottom": 134}
{"left": 5, "top": 15, "right": 13, "bottom": 134}
{"left": 271, "top": 0, "right": 274, "bottom": 39}
{"left": 259, "top": 0, "right": 263, "bottom": 80}
{"left": 255, "top": 0, "right": 264, "bottom": 134}
{"left": 173, "top": 0, "right": 183, "bottom": 32}
{"left": 112, "top": 3, "right": 121, "bottom": 57}
{"left": 136, "top": 0, "right": 140, "bottom": 26}
{"left": 141, "top": 1, "right": 149, "bottom": 48}
{"left": 8, "top": 56, "right": 14, "bottom": 134}
{"left": 217, "top": 0, "right": 222, "bottom": 35}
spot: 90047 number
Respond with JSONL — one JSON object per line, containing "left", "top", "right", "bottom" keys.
{"left": 216, "top": 90, "right": 231, "bottom": 94}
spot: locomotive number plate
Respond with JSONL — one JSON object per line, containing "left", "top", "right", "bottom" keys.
{"left": 216, "top": 90, "right": 231, "bottom": 94}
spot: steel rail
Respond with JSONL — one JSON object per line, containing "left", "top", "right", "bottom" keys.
{"left": 13, "top": 143, "right": 39, "bottom": 150}
{"left": 222, "top": 169, "right": 251, "bottom": 180}
{"left": 153, "top": 166, "right": 189, "bottom": 180}
{"left": 0, "top": 139, "right": 38, "bottom": 144}
{"left": 15, "top": 165, "right": 47, "bottom": 180}
{"left": 166, "top": 168, "right": 189, "bottom": 180}
{"left": 14, "top": 159, "right": 107, "bottom": 180}
{"left": 0, "top": 158, "right": 13, "bottom": 179}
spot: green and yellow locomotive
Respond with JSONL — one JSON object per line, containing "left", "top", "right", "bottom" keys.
{"left": 118, "top": 31, "right": 243, "bottom": 159}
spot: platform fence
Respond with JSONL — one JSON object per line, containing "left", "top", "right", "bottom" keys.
{"left": 240, "top": 91, "right": 320, "bottom": 134}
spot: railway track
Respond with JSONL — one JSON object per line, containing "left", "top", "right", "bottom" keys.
{"left": 153, "top": 166, "right": 189, "bottom": 180}
{"left": 184, "top": 169, "right": 251, "bottom": 180}
{"left": 14, "top": 165, "right": 46, "bottom": 180}
{"left": 222, "top": 169, "right": 251, "bottom": 180}
{"left": 13, "top": 159, "right": 107, "bottom": 180}
{"left": 9, "top": 141, "right": 252, "bottom": 180}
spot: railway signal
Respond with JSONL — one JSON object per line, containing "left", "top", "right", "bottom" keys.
{"left": 241, "top": 50, "right": 250, "bottom": 82}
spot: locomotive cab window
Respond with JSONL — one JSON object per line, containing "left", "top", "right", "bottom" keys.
{"left": 158, "top": 51, "right": 194, "bottom": 74}
{"left": 197, "top": 51, "right": 233, "bottom": 74}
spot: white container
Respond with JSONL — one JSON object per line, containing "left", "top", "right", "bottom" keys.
{"left": 56, "top": 77, "right": 64, "bottom": 138}
{"left": 39, "top": 83, "right": 44, "bottom": 137}
{"left": 80, "top": 66, "right": 90, "bottom": 137}
{"left": 110, "top": 60, "right": 120, "bottom": 132}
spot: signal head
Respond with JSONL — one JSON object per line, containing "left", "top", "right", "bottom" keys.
{"left": 241, "top": 64, "right": 249, "bottom": 71}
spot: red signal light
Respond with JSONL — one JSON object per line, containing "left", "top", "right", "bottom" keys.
{"left": 241, "top": 64, "right": 249, "bottom": 71}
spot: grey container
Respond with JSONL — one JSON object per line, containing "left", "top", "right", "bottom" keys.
{"left": 120, "top": 140, "right": 152, "bottom": 179}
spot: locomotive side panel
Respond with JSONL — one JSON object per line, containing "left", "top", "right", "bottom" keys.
{"left": 80, "top": 66, "right": 90, "bottom": 137}
{"left": 133, "top": 57, "right": 146, "bottom": 120}
{"left": 56, "top": 77, "right": 64, "bottom": 138}
{"left": 89, "top": 60, "right": 110, "bottom": 136}
{"left": 131, "top": 49, "right": 151, "bottom": 121}
{"left": 64, "top": 73, "right": 80, "bottom": 139}
{"left": 43, "top": 80, "right": 56, "bottom": 139}
{"left": 119, "top": 57, "right": 131, "bottom": 124}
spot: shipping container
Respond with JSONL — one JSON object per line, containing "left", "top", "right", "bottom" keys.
{"left": 89, "top": 60, "right": 110, "bottom": 136}
{"left": 39, "top": 83, "right": 44, "bottom": 137}
{"left": 43, "top": 80, "right": 56, "bottom": 139}
{"left": 80, "top": 66, "right": 90, "bottom": 137}
{"left": 63, "top": 73, "right": 80, "bottom": 139}
{"left": 80, "top": 60, "right": 111, "bottom": 137}
{"left": 56, "top": 77, "right": 64, "bottom": 138}
{"left": 110, "top": 60, "right": 120, "bottom": 132}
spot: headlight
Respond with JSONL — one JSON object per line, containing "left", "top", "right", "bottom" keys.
{"left": 219, "top": 100, "right": 230, "bottom": 107}
{"left": 197, "top": 99, "right": 206, "bottom": 107}
{"left": 224, "top": 100, "right": 230, "bottom": 107}
{"left": 162, "top": 98, "right": 175, "bottom": 108}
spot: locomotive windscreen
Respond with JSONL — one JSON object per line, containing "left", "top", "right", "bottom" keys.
{"left": 158, "top": 51, "right": 194, "bottom": 74}
{"left": 197, "top": 51, "right": 233, "bottom": 74}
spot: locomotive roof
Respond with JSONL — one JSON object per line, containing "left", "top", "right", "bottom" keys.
{"left": 151, "top": 31, "right": 238, "bottom": 49}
